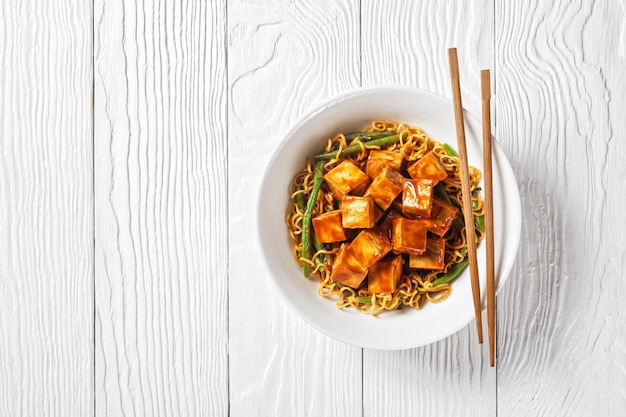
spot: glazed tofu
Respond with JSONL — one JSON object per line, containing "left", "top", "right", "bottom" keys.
{"left": 402, "top": 179, "right": 434, "bottom": 217}
{"left": 366, "top": 150, "right": 404, "bottom": 179}
{"left": 390, "top": 195, "right": 404, "bottom": 213}
{"left": 312, "top": 210, "right": 349, "bottom": 243}
{"left": 409, "top": 237, "right": 446, "bottom": 270}
{"left": 391, "top": 217, "right": 427, "bottom": 255}
{"left": 330, "top": 244, "right": 368, "bottom": 288}
{"left": 348, "top": 229, "right": 392, "bottom": 269}
{"left": 324, "top": 160, "right": 370, "bottom": 199}
{"left": 407, "top": 151, "right": 448, "bottom": 184}
{"left": 418, "top": 197, "right": 459, "bottom": 237}
{"left": 341, "top": 196, "right": 376, "bottom": 229}
{"left": 364, "top": 166, "right": 406, "bottom": 210}
{"left": 368, "top": 255, "right": 404, "bottom": 293}
{"left": 374, "top": 205, "right": 385, "bottom": 223}
{"left": 378, "top": 209, "right": 403, "bottom": 241}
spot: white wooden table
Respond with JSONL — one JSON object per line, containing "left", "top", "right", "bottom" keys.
{"left": 2, "top": 1, "right": 625, "bottom": 416}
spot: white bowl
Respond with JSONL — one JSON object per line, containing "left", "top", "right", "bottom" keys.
{"left": 256, "top": 86, "right": 521, "bottom": 350}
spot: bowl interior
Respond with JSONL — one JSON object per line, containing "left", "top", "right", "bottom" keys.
{"left": 257, "top": 86, "right": 521, "bottom": 350}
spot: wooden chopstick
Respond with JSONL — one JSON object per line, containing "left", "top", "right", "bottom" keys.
{"left": 447, "top": 48, "right": 483, "bottom": 344}
{"left": 481, "top": 69, "right": 496, "bottom": 366}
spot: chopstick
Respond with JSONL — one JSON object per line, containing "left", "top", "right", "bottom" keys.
{"left": 447, "top": 48, "right": 483, "bottom": 344}
{"left": 481, "top": 69, "right": 496, "bottom": 366}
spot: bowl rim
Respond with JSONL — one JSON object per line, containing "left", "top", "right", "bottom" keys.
{"left": 255, "top": 85, "right": 522, "bottom": 350}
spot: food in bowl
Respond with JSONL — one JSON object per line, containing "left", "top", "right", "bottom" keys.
{"left": 286, "top": 120, "right": 484, "bottom": 316}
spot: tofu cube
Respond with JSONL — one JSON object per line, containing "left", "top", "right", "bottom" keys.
{"left": 366, "top": 150, "right": 404, "bottom": 179}
{"left": 330, "top": 244, "right": 368, "bottom": 288}
{"left": 418, "top": 197, "right": 459, "bottom": 236}
{"left": 407, "top": 151, "right": 448, "bottom": 184}
{"left": 391, "top": 218, "right": 427, "bottom": 255}
{"left": 341, "top": 196, "right": 376, "bottom": 229}
{"left": 312, "top": 210, "right": 349, "bottom": 243}
{"left": 378, "top": 209, "right": 403, "bottom": 241}
{"left": 368, "top": 255, "right": 404, "bottom": 293}
{"left": 402, "top": 179, "right": 434, "bottom": 217}
{"left": 374, "top": 205, "right": 385, "bottom": 223}
{"left": 390, "top": 195, "right": 404, "bottom": 213}
{"left": 364, "top": 166, "right": 406, "bottom": 210}
{"left": 324, "top": 160, "right": 370, "bottom": 199}
{"left": 409, "top": 237, "right": 446, "bottom": 270}
{"left": 348, "top": 229, "right": 392, "bottom": 269}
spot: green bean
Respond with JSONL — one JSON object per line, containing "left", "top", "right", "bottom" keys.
{"left": 471, "top": 188, "right": 484, "bottom": 232}
{"left": 356, "top": 296, "right": 373, "bottom": 305}
{"left": 314, "top": 134, "right": 401, "bottom": 160}
{"left": 471, "top": 188, "right": 482, "bottom": 209}
{"left": 312, "top": 233, "right": 328, "bottom": 272}
{"left": 345, "top": 130, "right": 395, "bottom": 140}
{"left": 294, "top": 186, "right": 307, "bottom": 273}
{"left": 295, "top": 187, "right": 305, "bottom": 211}
{"left": 435, "top": 183, "right": 461, "bottom": 209}
{"left": 454, "top": 216, "right": 465, "bottom": 231}
{"left": 431, "top": 258, "right": 469, "bottom": 287}
{"left": 475, "top": 215, "right": 485, "bottom": 232}
{"left": 442, "top": 143, "right": 458, "bottom": 157}
{"left": 331, "top": 131, "right": 395, "bottom": 150}
{"left": 336, "top": 281, "right": 360, "bottom": 299}
{"left": 434, "top": 183, "right": 453, "bottom": 205}
{"left": 336, "top": 283, "right": 353, "bottom": 297}
{"left": 301, "top": 161, "right": 325, "bottom": 277}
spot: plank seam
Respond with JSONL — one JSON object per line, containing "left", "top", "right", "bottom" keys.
{"left": 91, "top": 0, "right": 96, "bottom": 413}
{"left": 225, "top": 0, "right": 231, "bottom": 415}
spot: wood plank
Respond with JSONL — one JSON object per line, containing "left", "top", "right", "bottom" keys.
{"left": 361, "top": 1, "right": 496, "bottom": 416}
{"left": 0, "top": 0, "right": 94, "bottom": 416}
{"left": 227, "top": 1, "right": 363, "bottom": 415}
{"left": 94, "top": 0, "right": 228, "bottom": 415}
{"left": 495, "top": 0, "right": 626, "bottom": 415}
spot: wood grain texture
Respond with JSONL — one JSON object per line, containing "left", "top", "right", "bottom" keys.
{"left": 0, "top": 0, "right": 93, "bottom": 416}
{"left": 94, "top": 0, "right": 228, "bottom": 416}
{"left": 495, "top": 0, "right": 626, "bottom": 415}
{"left": 361, "top": 1, "right": 496, "bottom": 416}
{"left": 227, "top": 1, "right": 363, "bottom": 416}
